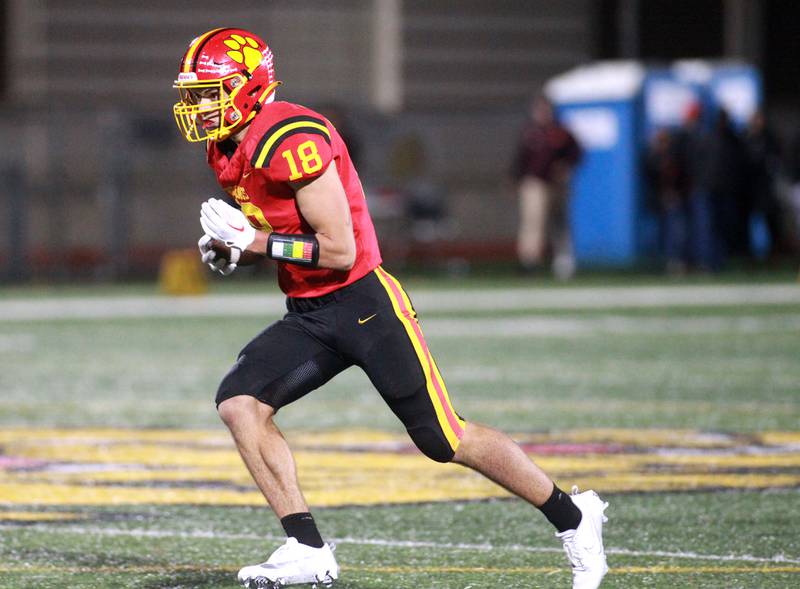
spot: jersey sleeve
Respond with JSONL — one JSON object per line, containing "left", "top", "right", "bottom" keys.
{"left": 249, "top": 115, "right": 333, "bottom": 183}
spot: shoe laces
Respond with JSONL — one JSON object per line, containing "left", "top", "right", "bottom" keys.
{"left": 559, "top": 530, "right": 587, "bottom": 571}
{"left": 572, "top": 486, "right": 609, "bottom": 522}
{"left": 558, "top": 486, "right": 608, "bottom": 570}
{"left": 267, "top": 538, "right": 299, "bottom": 564}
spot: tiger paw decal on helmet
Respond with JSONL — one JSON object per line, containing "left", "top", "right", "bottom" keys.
{"left": 223, "top": 34, "right": 263, "bottom": 70}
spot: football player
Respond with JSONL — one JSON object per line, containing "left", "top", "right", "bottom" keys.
{"left": 173, "top": 28, "right": 609, "bottom": 589}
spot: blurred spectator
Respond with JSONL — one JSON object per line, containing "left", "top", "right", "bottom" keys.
{"left": 645, "top": 129, "right": 689, "bottom": 274}
{"left": 510, "top": 95, "right": 582, "bottom": 279}
{"left": 745, "top": 110, "right": 785, "bottom": 258}
{"left": 675, "top": 102, "right": 717, "bottom": 271}
{"left": 708, "top": 109, "right": 751, "bottom": 263}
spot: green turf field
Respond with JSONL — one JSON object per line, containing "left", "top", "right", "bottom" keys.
{"left": 1, "top": 275, "right": 799, "bottom": 588}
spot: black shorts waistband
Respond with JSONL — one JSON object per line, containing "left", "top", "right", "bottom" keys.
{"left": 285, "top": 270, "right": 376, "bottom": 313}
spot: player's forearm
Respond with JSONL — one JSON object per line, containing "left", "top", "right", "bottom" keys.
{"left": 244, "top": 231, "right": 269, "bottom": 257}
{"left": 247, "top": 230, "right": 355, "bottom": 271}
{"left": 314, "top": 230, "right": 355, "bottom": 271}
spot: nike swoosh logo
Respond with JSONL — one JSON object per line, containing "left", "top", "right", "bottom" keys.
{"left": 358, "top": 314, "right": 377, "bottom": 325}
{"left": 227, "top": 222, "right": 245, "bottom": 232}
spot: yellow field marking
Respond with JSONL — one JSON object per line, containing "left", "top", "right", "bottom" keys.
{"left": 1, "top": 428, "right": 799, "bottom": 507}
{"left": 521, "top": 428, "right": 727, "bottom": 448}
{"left": 651, "top": 454, "right": 800, "bottom": 468}
{"left": 0, "top": 564, "right": 797, "bottom": 576}
{"left": 0, "top": 511, "right": 85, "bottom": 522}
{"left": 0, "top": 426, "right": 794, "bottom": 449}
{"left": 758, "top": 431, "right": 800, "bottom": 446}
{"left": 0, "top": 428, "right": 226, "bottom": 444}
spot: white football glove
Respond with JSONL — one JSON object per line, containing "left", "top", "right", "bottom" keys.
{"left": 199, "top": 198, "right": 256, "bottom": 252}
{"left": 198, "top": 233, "right": 239, "bottom": 276}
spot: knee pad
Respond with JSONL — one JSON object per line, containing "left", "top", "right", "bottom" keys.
{"left": 388, "top": 385, "right": 459, "bottom": 463}
{"left": 406, "top": 423, "right": 456, "bottom": 463}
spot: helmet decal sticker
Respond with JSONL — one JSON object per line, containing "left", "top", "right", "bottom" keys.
{"left": 223, "top": 34, "right": 263, "bottom": 70}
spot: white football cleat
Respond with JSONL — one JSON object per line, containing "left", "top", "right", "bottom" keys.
{"left": 555, "top": 487, "right": 609, "bottom": 589}
{"left": 237, "top": 537, "right": 339, "bottom": 588}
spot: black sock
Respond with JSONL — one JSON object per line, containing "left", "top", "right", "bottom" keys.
{"left": 538, "top": 485, "right": 582, "bottom": 533}
{"left": 280, "top": 512, "right": 325, "bottom": 548}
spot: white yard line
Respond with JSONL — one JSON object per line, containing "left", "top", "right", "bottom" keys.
{"left": 415, "top": 284, "right": 800, "bottom": 311}
{"left": 0, "top": 333, "right": 35, "bottom": 351}
{"left": 1, "top": 524, "right": 797, "bottom": 564}
{"left": 0, "top": 284, "right": 798, "bottom": 322}
{"left": 425, "top": 314, "right": 800, "bottom": 337}
{"left": 3, "top": 307, "right": 800, "bottom": 336}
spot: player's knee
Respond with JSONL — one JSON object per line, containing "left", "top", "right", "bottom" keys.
{"left": 406, "top": 424, "right": 456, "bottom": 463}
{"left": 217, "top": 395, "right": 264, "bottom": 429}
{"left": 388, "top": 385, "right": 459, "bottom": 463}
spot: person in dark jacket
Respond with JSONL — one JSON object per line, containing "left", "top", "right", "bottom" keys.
{"left": 745, "top": 110, "right": 785, "bottom": 257}
{"left": 675, "top": 102, "right": 717, "bottom": 271}
{"left": 511, "top": 95, "right": 582, "bottom": 279}
{"left": 646, "top": 128, "right": 689, "bottom": 274}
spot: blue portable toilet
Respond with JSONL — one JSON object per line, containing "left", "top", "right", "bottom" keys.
{"left": 547, "top": 60, "right": 763, "bottom": 267}
{"left": 707, "top": 63, "right": 763, "bottom": 128}
{"left": 668, "top": 60, "right": 762, "bottom": 128}
{"left": 546, "top": 62, "right": 647, "bottom": 266}
{"left": 644, "top": 64, "right": 706, "bottom": 136}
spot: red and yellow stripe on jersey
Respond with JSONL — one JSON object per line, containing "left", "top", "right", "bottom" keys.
{"left": 250, "top": 115, "right": 332, "bottom": 169}
{"left": 374, "top": 266, "right": 466, "bottom": 451}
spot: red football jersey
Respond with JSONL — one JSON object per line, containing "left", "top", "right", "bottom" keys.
{"left": 206, "top": 101, "right": 382, "bottom": 297}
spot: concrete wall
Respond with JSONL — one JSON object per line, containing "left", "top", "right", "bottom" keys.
{"left": 0, "top": 1, "right": 594, "bottom": 275}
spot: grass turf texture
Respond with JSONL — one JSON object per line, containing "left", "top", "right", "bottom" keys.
{"left": 1, "top": 276, "right": 799, "bottom": 588}
{"left": 2, "top": 304, "right": 798, "bottom": 431}
{"left": 1, "top": 494, "right": 798, "bottom": 588}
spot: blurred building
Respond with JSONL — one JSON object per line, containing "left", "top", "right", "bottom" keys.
{"left": 0, "top": 0, "right": 797, "bottom": 279}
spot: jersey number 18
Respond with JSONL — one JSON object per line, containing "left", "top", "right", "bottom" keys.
{"left": 282, "top": 140, "right": 323, "bottom": 181}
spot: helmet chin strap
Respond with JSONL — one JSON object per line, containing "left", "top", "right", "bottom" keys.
{"left": 261, "top": 80, "right": 282, "bottom": 105}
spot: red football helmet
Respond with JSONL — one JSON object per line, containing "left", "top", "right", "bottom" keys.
{"left": 173, "top": 28, "right": 281, "bottom": 142}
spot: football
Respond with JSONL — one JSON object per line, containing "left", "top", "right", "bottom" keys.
{"left": 208, "top": 238, "right": 263, "bottom": 266}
